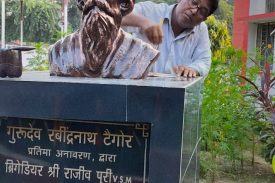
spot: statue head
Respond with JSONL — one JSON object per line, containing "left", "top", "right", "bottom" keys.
{"left": 75, "top": 0, "right": 135, "bottom": 75}
{"left": 49, "top": 0, "right": 159, "bottom": 79}
{"left": 76, "top": 0, "right": 134, "bottom": 24}
{"left": 75, "top": 0, "right": 134, "bottom": 35}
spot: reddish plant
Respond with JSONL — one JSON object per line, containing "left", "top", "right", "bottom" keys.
{"left": 239, "top": 52, "right": 275, "bottom": 162}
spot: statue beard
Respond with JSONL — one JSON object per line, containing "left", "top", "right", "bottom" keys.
{"left": 80, "top": 7, "right": 122, "bottom": 76}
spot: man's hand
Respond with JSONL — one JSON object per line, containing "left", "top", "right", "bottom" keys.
{"left": 141, "top": 21, "right": 163, "bottom": 45}
{"left": 173, "top": 65, "right": 199, "bottom": 78}
{"left": 122, "top": 13, "right": 163, "bottom": 45}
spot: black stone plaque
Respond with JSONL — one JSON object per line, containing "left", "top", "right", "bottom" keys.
{"left": 0, "top": 117, "right": 150, "bottom": 183}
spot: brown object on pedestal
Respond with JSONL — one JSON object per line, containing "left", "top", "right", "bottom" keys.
{"left": 0, "top": 46, "right": 35, "bottom": 78}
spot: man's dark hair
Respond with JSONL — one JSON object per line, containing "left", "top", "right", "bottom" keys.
{"left": 208, "top": 0, "right": 219, "bottom": 16}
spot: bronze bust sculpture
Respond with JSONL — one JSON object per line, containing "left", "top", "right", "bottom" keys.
{"left": 49, "top": 0, "right": 159, "bottom": 79}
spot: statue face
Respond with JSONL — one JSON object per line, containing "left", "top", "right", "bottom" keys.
{"left": 76, "top": 0, "right": 134, "bottom": 19}
{"left": 74, "top": 0, "right": 134, "bottom": 75}
{"left": 76, "top": 0, "right": 135, "bottom": 37}
{"left": 83, "top": 0, "right": 121, "bottom": 28}
{"left": 80, "top": 0, "right": 123, "bottom": 37}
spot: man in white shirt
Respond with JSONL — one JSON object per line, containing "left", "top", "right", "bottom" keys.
{"left": 122, "top": 0, "right": 219, "bottom": 77}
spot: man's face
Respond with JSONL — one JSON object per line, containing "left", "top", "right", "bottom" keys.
{"left": 174, "top": 0, "right": 211, "bottom": 29}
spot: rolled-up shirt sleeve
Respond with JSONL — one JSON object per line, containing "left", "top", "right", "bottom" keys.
{"left": 187, "top": 23, "right": 212, "bottom": 76}
{"left": 133, "top": 1, "right": 167, "bottom": 23}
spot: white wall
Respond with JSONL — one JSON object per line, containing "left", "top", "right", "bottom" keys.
{"left": 249, "top": 0, "right": 266, "bottom": 15}
{"left": 247, "top": 23, "right": 258, "bottom": 67}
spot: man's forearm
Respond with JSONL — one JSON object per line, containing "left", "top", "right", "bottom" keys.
{"left": 122, "top": 13, "right": 151, "bottom": 29}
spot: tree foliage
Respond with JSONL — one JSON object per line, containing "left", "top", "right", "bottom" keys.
{"left": 3, "top": 0, "right": 60, "bottom": 43}
{"left": 68, "top": 0, "right": 81, "bottom": 31}
{"left": 206, "top": 15, "right": 231, "bottom": 57}
{"left": 214, "top": 0, "right": 233, "bottom": 34}
{"left": 226, "top": 0, "right": 234, "bottom": 5}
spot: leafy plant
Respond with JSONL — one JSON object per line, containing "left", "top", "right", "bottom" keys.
{"left": 25, "top": 42, "right": 49, "bottom": 71}
{"left": 51, "top": 27, "right": 73, "bottom": 43}
{"left": 201, "top": 47, "right": 257, "bottom": 181}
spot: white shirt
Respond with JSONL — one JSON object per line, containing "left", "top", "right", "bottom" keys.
{"left": 132, "top": 1, "right": 212, "bottom": 76}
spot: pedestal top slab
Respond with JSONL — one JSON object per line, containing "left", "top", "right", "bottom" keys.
{"left": 0, "top": 71, "right": 202, "bottom": 89}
